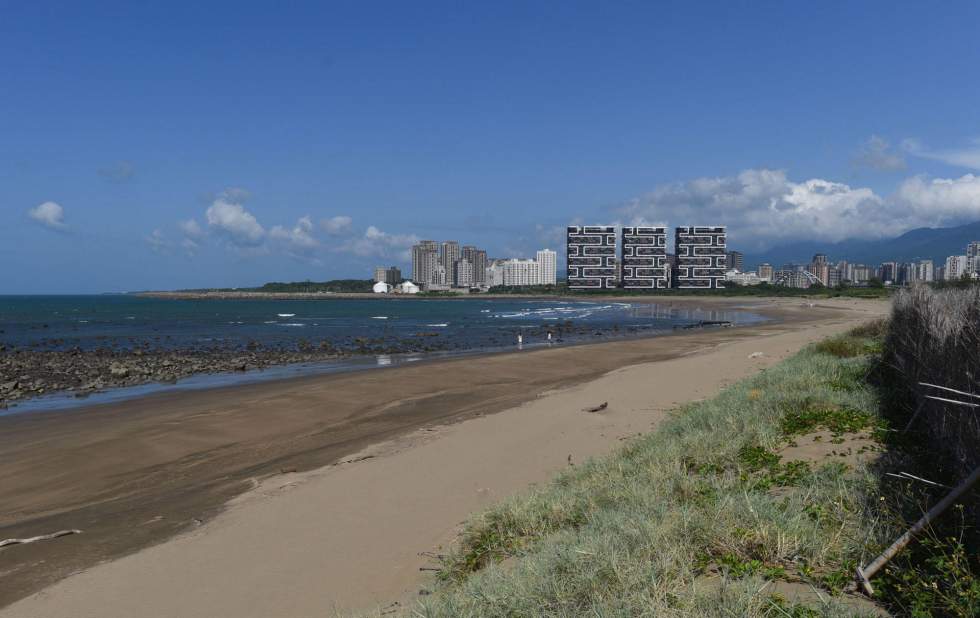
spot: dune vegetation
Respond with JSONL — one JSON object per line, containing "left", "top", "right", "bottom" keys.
{"left": 402, "top": 316, "right": 979, "bottom": 617}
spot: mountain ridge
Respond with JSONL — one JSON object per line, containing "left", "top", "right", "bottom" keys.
{"left": 744, "top": 221, "right": 980, "bottom": 269}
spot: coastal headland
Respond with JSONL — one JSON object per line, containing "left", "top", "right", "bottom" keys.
{"left": 0, "top": 296, "right": 888, "bottom": 616}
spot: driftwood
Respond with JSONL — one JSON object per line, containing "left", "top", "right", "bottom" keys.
{"left": 0, "top": 529, "right": 81, "bottom": 548}
{"left": 583, "top": 402, "right": 608, "bottom": 413}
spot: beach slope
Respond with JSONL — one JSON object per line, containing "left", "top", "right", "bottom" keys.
{"left": 0, "top": 298, "right": 887, "bottom": 616}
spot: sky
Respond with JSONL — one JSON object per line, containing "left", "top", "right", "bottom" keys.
{"left": 3, "top": 1, "right": 980, "bottom": 293}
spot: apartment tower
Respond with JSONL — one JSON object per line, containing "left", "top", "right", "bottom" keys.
{"left": 673, "top": 226, "right": 727, "bottom": 289}
{"left": 566, "top": 226, "right": 616, "bottom": 289}
{"left": 620, "top": 226, "right": 668, "bottom": 289}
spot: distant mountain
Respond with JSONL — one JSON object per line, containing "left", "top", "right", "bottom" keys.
{"left": 744, "top": 221, "right": 980, "bottom": 268}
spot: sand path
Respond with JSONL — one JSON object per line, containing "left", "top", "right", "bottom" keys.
{"left": 0, "top": 298, "right": 887, "bottom": 617}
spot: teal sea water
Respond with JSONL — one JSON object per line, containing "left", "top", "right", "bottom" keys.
{"left": 0, "top": 295, "right": 764, "bottom": 352}
{"left": 0, "top": 295, "right": 766, "bottom": 413}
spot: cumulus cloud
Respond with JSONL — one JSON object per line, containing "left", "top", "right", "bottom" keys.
{"left": 893, "top": 174, "right": 980, "bottom": 224}
{"left": 205, "top": 197, "right": 265, "bottom": 247}
{"left": 321, "top": 215, "right": 353, "bottom": 236}
{"left": 28, "top": 201, "right": 67, "bottom": 230}
{"left": 903, "top": 137, "right": 980, "bottom": 170}
{"left": 98, "top": 160, "right": 136, "bottom": 182}
{"left": 339, "top": 226, "right": 419, "bottom": 261}
{"left": 853, "top": 136, "right": 905, "bottom": 171}
{"left": 617, "top": 168, "right": 980, "bottom": 251}
{"left": 270, "top": 216, "right": 319, "bottom": 260}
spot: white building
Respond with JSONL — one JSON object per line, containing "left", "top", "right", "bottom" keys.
{"left": 455, "top": 258, "right": 474, "bottom": 288}
{"left": 396, "top": 281, "right": 420, "bottom": 294}
{"left": 485, "top": 261, "right": 504, "bottom": 287}
{"left": 372, "top": 281, "right": 392, "bottom": 294}
{"left": 945, "top": 255, "right": 968, "bottom": 280}
{"left": 502, "top": 259, "right": 540, "bottom": 286}
{"left": 724, "top": 269, "right": 764, "bottom": 286}
{"left": 535, "top": 249, "right": 557, "bottom": 285}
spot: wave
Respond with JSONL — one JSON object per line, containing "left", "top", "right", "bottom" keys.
{"left": 277, "top": 313, "right": 296, "bottom": 318}
{"left": 427, "top": 323, "right": 448, "bottom": 327}
{"left": 371, "top": 316, "right": 389, "bottom": 320}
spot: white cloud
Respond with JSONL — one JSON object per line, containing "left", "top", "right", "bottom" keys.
{"left": 339, "top": 225, "right": 419, "bottom": 261}
{"left": 179, "top": 218, "right": 204, "bottom": 239}
{"left": 617, "top": 168, "right": 980, "bottom": 251}
{"left": 853, "top": 135, "right": 905, "bottom": 171}
{"left": 270, "top": 216, "right": 319, "bottom": 260}
{"left": 181, "top": 237, "right": 200, "bottom": 256}
{"left": 145, "top": 229, "right": 171, "bottom": 253}
{"left": 28, "top": 201, "right": 67, "bottom": 230}
{"left": 205, "top": 198, "right": 265, "bottom": 247}
{"left": 903, "top": 138, "right": 980, "bottom": 170}
{"left": 321, "top": 215, "right": 353, "bottom": 236}
{"left": 893, "top": 174, "right": 980, "bottom": 225}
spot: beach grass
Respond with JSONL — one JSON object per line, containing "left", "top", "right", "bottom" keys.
{"left": 407, "top": 326, "right": 897, "bottom": 616}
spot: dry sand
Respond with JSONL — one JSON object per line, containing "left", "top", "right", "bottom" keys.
{"left": 0, "top": 297, "right": 888, "bottom": 617}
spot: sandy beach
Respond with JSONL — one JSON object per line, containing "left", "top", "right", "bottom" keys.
{"left": 0, "top": 297, "right": 888, "bottom": 617}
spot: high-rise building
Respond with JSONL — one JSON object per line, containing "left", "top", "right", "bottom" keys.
{"left": 485, "top": 260, "right": 504, "bottom": 287}
{"left": 535, "top": 249, "right": 557, "bottom": 285}
{"left": 725, "top": 250, "right": 744, "bottom": 272}
{"left": 673, "top": 226, "right": 726, "bottom": 289}
{"left": 915, "top": 259, "right": 934, "bottom": 283}
{"left": 431, "top": 264, "right": 447, "bottom": 286}
{"left": 440, "top": 241, "right": 461, "bottom": 287}
{"left": 621, "top": 226, "right": 668, "bottom": 289}
{"left": 851, "top": 265, "right": 872, "bottom": 283}
{"left": 757, "top": 263, "right": 774, "bottom": 281}
{"left": 412, "top": 240, "right": 440, "bottom": 284}
{"left": 828, "top": 268, "right": 842, "bottom": 287}
{"left": 879, "top": 262, "right": 898, "bottom": 283}
{"left": 502, "top": 259, "right": 540, "bottom": 286}
{"left": 965, "top": 241, "right": 980, "bottom": 275}
{"left": 812, "top": 253, "right": 828, "bottom": 266}
{"left": 566, "top": 226, "right": 617, "bottom": 289}
{"left": 462, "top": 246, "right": 488, "bottom": 285}
{"left": 945, "top": 255, "right": 968, "bottom": 280}
{"left": 455, "top": 259, "right": 474, "bottom": 288}
{"left": 373, "top": 266, "right": 401, "bottom": 284}
{"left": 898, "top": 262, "right": 915, "bottom": 285}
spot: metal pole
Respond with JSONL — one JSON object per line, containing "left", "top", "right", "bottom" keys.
{"left": 857, "top": 464, "right": 980, "bottom": 595}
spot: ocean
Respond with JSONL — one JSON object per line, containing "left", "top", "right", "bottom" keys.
{"left": 0, "top": 295, "right": 766, "bottom": 412}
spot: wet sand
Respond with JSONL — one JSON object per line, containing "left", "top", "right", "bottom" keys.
{"left": 0, "top": 297, "right": 887, "bottom": 613}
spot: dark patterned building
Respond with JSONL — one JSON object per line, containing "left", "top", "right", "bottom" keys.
{"left": 566, "top": 225, "right": 616, "bottom": 289}
{"left": 673, "top": 226, "right": 727, "bottom": 289}
{"left": 620, "top": 226, "right": 669, "bottom": 289}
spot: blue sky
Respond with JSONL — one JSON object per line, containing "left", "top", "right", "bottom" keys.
{"left": 3, "top": 1, "right": 980, "bottom": 293}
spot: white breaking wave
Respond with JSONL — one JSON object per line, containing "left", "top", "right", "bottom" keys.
{"left": 277, "top": 313, "right": 296, "bottom": 318}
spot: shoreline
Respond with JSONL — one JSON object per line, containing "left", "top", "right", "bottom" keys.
{"left": 0, "top": 296, "right": 767, "bottom": 413}
{"left": 0, "top": 297, "right": 886, "bottom": 613}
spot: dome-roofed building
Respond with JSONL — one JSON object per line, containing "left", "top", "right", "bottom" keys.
{"left": 373, "top": 281, "right": 393, "bottom": 294}
{"left": 397, "top": 280, "right": 420, "bottom": 294}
